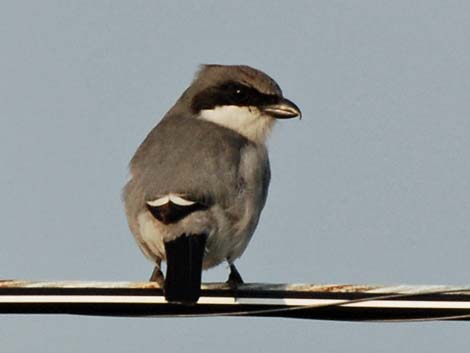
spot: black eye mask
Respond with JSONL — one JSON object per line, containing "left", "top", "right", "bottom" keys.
{"left": 191, "top": 81, "right": 280, "bottom": 114}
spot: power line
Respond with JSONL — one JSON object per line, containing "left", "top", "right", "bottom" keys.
{"left": 1, "top": 281, "right": 470, "bottom": 321}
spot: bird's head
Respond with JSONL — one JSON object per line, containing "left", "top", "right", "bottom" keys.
{"left": 176, "top": 64, "right": 301, "bottom": 144}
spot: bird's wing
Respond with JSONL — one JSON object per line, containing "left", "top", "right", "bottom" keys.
{"left": 127, "top": 115, "right": 251, "bottom": 219}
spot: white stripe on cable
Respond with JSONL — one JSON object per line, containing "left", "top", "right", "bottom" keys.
{"left": 2, "top": 295, "right": 470, "bottom": 309}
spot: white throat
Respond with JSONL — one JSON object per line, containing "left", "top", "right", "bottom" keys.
{"left": 199, "top": 106, "right": 275, "bottom": 144}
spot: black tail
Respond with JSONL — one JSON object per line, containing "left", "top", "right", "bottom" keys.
{"left": 164, "top": 234, "right": 207, "bottom": 303}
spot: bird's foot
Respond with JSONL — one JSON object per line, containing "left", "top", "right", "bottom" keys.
{"left": 226, "top": 264, "right": 244, "bottom": 288}
{"left": 149, "top": 266, "right": 165, "bottom": 287}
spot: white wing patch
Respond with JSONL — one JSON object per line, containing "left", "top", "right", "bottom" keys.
{"left": 146, "top": 196, "right": 170, "bottom": 207}
{"left": 169, "top": 195, "right": 196, "bottom": 206}
{"left": 147, "top": 194, "right": 196, "bottom": 207}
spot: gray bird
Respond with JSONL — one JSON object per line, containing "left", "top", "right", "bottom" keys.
{"left": 123, "top": 64, "right": 301, "bottom": 303}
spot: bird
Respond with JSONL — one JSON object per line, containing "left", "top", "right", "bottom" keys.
{"left": 123, "top": 64, "right": 301, "bottom": 303}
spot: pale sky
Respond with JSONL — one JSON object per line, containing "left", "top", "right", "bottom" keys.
{"left": 1, "top": 1, "right": 470, "bottom": 352}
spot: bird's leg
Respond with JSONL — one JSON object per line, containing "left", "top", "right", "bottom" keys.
{"left": 149, "top": 260, "right": 165, "bottom": 287}
{"left": 226, "top": 263, "right": 244, "bottom": 287}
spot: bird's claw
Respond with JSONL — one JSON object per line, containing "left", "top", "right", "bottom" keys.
{"left": 149, "top": 267, "right": 165, "bottom": 288}
{"left": 226, "top": 264, "right": 244, "bottom": 288}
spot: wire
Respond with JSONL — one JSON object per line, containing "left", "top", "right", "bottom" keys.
{"left": 160, "top": 287, "right": 470, "bottom": 320}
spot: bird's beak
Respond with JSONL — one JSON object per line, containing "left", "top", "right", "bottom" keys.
{"left": 263, "top": 97, "right": 302, "bottom": 119}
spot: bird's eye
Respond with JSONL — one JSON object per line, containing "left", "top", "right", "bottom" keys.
{"left": 233, "top": 87, "right": 247, "bottom": 99}
{"left": 226, "top": 84, "right": 249, "bottom": 104}
{"left": 213, "top": 81, "right": 267, "bottom": 107}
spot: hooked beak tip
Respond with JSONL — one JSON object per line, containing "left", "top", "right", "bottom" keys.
{"left": 263, "top": 97, "right": 301, "bottom": 119}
